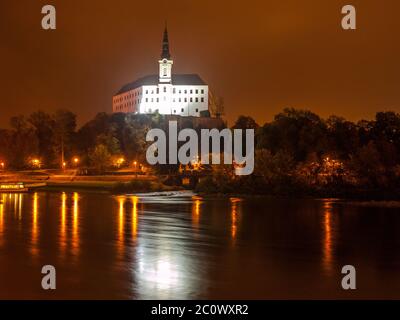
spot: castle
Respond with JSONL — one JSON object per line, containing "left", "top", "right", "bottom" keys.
{"left": 113, "top": 26, "right": 209, "bottom": 117}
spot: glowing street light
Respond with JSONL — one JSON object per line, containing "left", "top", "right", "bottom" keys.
{"left": 116, "top": 157, "right": 125, "bottom": 168}
{"left": 31, "top": 159, "right": 41, "bottom": 169}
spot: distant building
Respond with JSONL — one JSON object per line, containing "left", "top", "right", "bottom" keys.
{"left": 113, "top": 26, "right": 209, "bottom": 117}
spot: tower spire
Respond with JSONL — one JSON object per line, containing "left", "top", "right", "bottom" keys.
{"left": 161, "top": 23, "right": 171, "bottom": 60}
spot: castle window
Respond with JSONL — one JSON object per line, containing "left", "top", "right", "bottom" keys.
{"left": 196, "top": 89, "right": 198, "bottom": 94}
{"left": 173, "top": 88, "right": 176, "bottom": 94}
{"left": 190, "top": 98, "right": 193, "bottom": 102}
{"left": 201, "top": 89, "right": 204, "bottom": 94}
{"left": 190, "top": 89, "right": 193, "bottom": 94}
{"left": 179, "top": 90, "right": 182, "bottom": 94}
{"left": 164, "top": 87, "right": 167, "bottom": 93}
{"left": 156, "top": 88, "right": 159, "bottom": 94}
{"left": 195, "top": 98, "right": 198, "bottom": 102}
{"left": 146, "top": 98, "right": 148, "bottom": 102}
{"left": 156, "top": 98, "right": 159, "bottom": 102}
{"left": 179, "top": 98, "right": 181, "bottom": 102}
{"left": 174, "top": 110, "right": 176, "bottom": 114}
{"left": 146, "top": 90, "right": 148, "bottom": 94}
{"left": 184, "top": 90, "right": 187, "bottom": 94}
{"left": 181, "top": 108, "right": 184, "bottom": 112}
{"left": 201, "top": 97, "right": 204, "bottom": 102}
{"left": 184, "top": 98, "right": 187, "bottom": 102}
{"left": 196, "top": 108, "right": 199, "bottom": 113}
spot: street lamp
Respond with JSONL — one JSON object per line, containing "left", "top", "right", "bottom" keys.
{"left": 32, "top": 159, "right": 41, "bottom": 169}
{"left": 116, "top": 157, "right": 125, "bottom": 168}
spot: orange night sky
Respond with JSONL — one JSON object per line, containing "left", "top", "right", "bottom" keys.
{"left": 0, "top": 0, "right": 399, "bottom": 127}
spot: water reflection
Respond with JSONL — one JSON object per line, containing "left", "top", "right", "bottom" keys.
{"left": 72, "top": 192, "right": 79, "bottom": 256}
{"left": 192, "top": 196, "right": 202, "bottom": 229}
{"left": 60, "top": 192, "right": 67, "bottom": 255}
{"left": 230, "top": 197, "right": 242, "bottom": 243}
{"left": 3, "top": 192, "right": 400, "bottom": 299}
{"left": 131, "top": 196, "right": 138, "bottom": 239}
{"left": 18, "top": 193, "right": 22, "bottom": 220}
{"left": 322, "top": 200, "right": 336, "bottom": 275}
{"left": 0, "top": 195, "right": 4, "bottom": 246}
{"left": 31, "top": 192, "right": 39, "bottom": 257}
{"left": 135, "top": 248, "right": 190, "bottom": 299}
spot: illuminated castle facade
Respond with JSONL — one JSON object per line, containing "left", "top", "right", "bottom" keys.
{"left": 113, "top": 27, "right": 209, "bottom": 117}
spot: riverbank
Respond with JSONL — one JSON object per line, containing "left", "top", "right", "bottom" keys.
{"left": 40, "top": 180, "right": 183, "bottom": 193}
{"left": 0, "top": 170, "right": 183, "bottom": 194}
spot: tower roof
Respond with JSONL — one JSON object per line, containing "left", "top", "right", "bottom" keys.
{"left": 161, "top": 25, "right": 171, "bottom": 60}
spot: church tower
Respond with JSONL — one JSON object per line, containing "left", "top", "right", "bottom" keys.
{"left": 159, "top": 25, "right": 173, "bottom": 83}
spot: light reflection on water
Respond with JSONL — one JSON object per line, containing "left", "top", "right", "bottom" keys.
{"left": 0, "top": 192, "right": 399, "bottom": 299}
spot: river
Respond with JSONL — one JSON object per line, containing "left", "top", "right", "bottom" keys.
{"left": 0, "top": 191, "right": 399, "bottom": 299}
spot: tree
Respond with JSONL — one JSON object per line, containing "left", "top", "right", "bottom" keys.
{"left": 232, "top": 116, "right": 259, "bottom": 130}
{"left": 326, "top": 115, "right": 359, "bottom": 159}
{"left": 28, "top": 111, "right": 55, "bottom": 165}
{"left": 53, "top": 110, "right": 77, "bottom": 167}
{"left": 8, "top": 115, "right": 39, "bottom": 168}
{"left": 257, "top": 108, "right": 328, "bottom": 162}
{"left": 89, "top": 144, "right": 112, "bottom": 173}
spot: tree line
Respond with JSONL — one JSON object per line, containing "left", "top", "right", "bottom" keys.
{"left": 1, "top": 107, "right": 400, "bottom": 197}
{"left": 0, "top": 110, "right": 153, "bottom": 172}
{"left": 198, "top": 108, "right": 400, "bottom": 198}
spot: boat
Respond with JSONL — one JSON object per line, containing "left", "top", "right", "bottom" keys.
{"left": 0, "top": 182, "right": 47, "bottom": 193}
{"left": 0, "top": 183, "right": 28, "bottom": 192}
